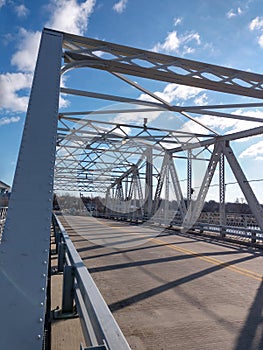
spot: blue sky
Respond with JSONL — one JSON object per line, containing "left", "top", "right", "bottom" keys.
{"left": 1, "top": 0, "right": 263, "bottom": 202}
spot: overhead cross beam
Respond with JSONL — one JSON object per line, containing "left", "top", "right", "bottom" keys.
{"left": 62, "top": 31, "right": 263, "bottom": 99}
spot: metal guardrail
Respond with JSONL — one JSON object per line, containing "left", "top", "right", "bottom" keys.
{"left": 52, "top": 214, "right": 131, "bottom": 350}
{"left": 93, "top": 210, "right": 263, "bottom": 245}
{"left": 152, "top": 214, "right": 263, "bottom": 244}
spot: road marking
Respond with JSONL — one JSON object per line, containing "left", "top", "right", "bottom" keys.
{"left": 65, "top": 217, "right": 262, "bottom": 282}
{"left": 152, "top": 237, "right": 262, "bottom": 281}
{"left": 97, "top": 219, "right": 262, "bottom": 281}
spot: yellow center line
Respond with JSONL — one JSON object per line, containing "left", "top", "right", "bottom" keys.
{"left": 152, "top": 238, "right": 262, "bottom": 282}
{"left": 73, "top": 218, "right": 262, "bottom": 282}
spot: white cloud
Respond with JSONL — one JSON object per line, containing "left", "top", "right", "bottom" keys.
{"left": 6, "top": 0, "right": 96, "bottom": 113}
{"left": 229, "top": 109, "right": 263, "bottom": 135}
{"left": 152, "top": 30, "right": 200, "bottom": 55}
{"left": 59, "top": 95, "right": 70, "bottom": 109}
{"left": 258, "top": 34, "right": 263, "bottom": 48}
{"left": 0, "top": 116, "right": 20, "bottom": 126}
{"left": 179, "top": 116, "right": 216, "bottom": 136}
{"left": 194, "top": 93, "right": 208, "bottom": 106}
{"left": 113, "top": 0, "right": 128, "bottom": 13}
{"left": 174, "top": 17, "right": 182, "bottom": 26}
{"left": 11, "top": 28, "right": 41, "bottom": 72}
{"left": 0, "top": 0, "right": 5, "bottom": 9}
{"left": 46, "top": 0, "right": 95, "bottom": 35}
{"left": 153, "top": 31, "right": 180, "bottom": 53}
{"left": 3, "top": 26, "right": 65, "bottom": 113}
{"left": 240, "top": 140, "right": 263, "bottom": 159}
{"left": 15, "top": 4, "right": 29, "bottom": 18}
{"left": 138, "top": 83, "right": 203, "bottom": 105}
{"left": 0, "top": 72, "right": 32, "bottom": 112}
{"left": 162, "top": 83, "right": 202, "bottom": 102}
{"left": 226, "top": 7, "right": 242, "bottom": 19}
{"left": 249, "top": 17, "right": 263, "bottom": 48}
{"left": 227, "top": 9, "right": 236, "bottom": 19}
{"left": 179, "top": 109, "right": 263, "bottom": 137}
{"left": 112, "top": 83, "right": 203, "bottom": 124}
{"left": 249, "top": 16, "right": 263, "bottom": 31}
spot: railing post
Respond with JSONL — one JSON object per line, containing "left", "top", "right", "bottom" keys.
{"left": 62, "top": 265, "right": 75, "bottom": 314}
{"left": 53, "top": 265, "right": 77, "bottom": 319}
{"left": 56, "top": 228, "right": 61, "bottom": 253}
{"left": 57, "top": 242, "right": 66, "bottom": 273}
{"left": 52, "top": 215, "right": 60, "bottom": 253}
{"left": 251, "top": 231, "right": 256, "bottom": 244}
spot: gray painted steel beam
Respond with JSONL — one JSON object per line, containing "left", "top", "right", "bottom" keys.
{"left": 145, "top": 147, "right": 153, "bottom": 217}
{"left": 0, "top": 29, "right": 62, "bottom": 349}
{"left": 182, "top": 142, "right": 222, "bottom": 231}
{"left": 62, "top": 37, "right": 263, "bottom": 98}
{"left": 170, "top": 125, "right": 263, "bottom": 153}
{"left": 222, "top": 142, "right": 263, "bottom": 232}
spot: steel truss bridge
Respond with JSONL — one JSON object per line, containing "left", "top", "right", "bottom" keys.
{"left": 1, "top": 28, "right": 263, "bottom": 349}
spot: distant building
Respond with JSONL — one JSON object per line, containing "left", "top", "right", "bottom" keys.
{"left": 0, "top": 181, "right": 10, "bottom": 206}
{"left": 0, "top": 181, "right": 10, "bottom": 195}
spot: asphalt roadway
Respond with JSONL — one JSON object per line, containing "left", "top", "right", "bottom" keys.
{"left": 60, "top": 215, "right": 263, "bottom": 350}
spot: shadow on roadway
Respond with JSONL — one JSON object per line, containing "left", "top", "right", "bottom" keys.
{"left": 108, "top": 253, "right": 257, "bottom": 312}
{"left": 234, "top": 280, "right": 263, "bottom": 350}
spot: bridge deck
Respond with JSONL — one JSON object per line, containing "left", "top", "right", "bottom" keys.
{"left": 59, "top": 215, "right": 263, "bottom": 350}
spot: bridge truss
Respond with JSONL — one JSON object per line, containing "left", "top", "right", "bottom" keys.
{"left": 1, "top": 28, "right": 263, "bottom": 349}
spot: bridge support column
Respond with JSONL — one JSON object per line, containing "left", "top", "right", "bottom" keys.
{"left": 222, "top": 141, "right": 263, "bottom": 241}
{"left": 219, "top": 152, "right": 226, "bottom": 238}
{"left": 145, "top": 147, "right": 153, "bottom": 219}
{"left": 187, "top": 150, "right": 192, "bottom": 209}
{"left": 0, "top": 29, "right": 62, "bottom": 349}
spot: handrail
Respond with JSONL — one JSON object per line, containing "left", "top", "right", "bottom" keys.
{"left": 53, "top": 214, "right": 131, "bottom": 350}
{"left": 96, "top": 210, "right": 263, "bottom": 245}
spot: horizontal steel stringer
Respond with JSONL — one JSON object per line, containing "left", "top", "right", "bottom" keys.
{"left": 182, "top": 142, "right": 223, "bottom": 231}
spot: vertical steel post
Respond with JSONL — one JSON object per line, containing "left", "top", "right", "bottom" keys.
{"left": 145, "top": 147, "right": 153, "bottom": 219}
{"left": 104, "top": 189, "right": 110, "bottom": 218}
{"left": 168, "top": 154, "right": 187, "bottom": 219}
{"left": 182, "top": 142, "right": 222, "bottom": 231}
{"left": 0, "top": 29, "right": 62, "bottom": 349}
{"left": 219, "top": 152, "right": 226, "bottom": 238}
{"left": 164, "top": 169, "right": 169, "bottom": 225}
{"left": 187, "top": 150, "right": 192, "bottom": 208}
